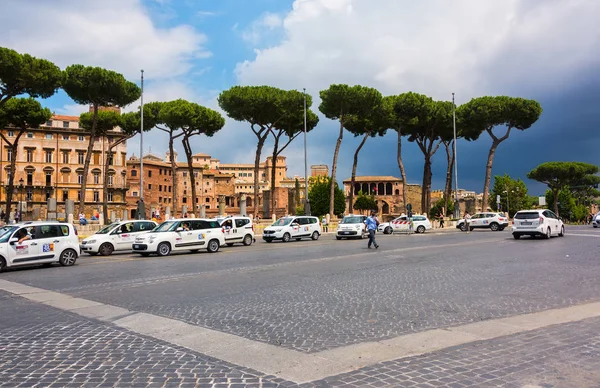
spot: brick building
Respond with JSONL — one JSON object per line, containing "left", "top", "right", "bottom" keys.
{"left": 0, "top": 110, "right": 128, "bottom": 220}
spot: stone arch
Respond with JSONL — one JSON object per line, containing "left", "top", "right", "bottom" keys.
{"left": 354, "top": 183, "right": 361, "bottom": 195}
{"left": 361, "top": 183, "right": 368, "bottom": 194}
{"left": 246, "top": 196, "right": 253, "bottom": 208}
{"left": 382, "top": 200, "right": 390, "bottom": 214}
{"left": 386, "top": 183, "right": 393, "bottom": 195}
{"left": 377, "top": 183, "right": 384, "bottom": 195}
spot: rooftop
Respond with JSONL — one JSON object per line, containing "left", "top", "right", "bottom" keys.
{"left": 343, "top": 176, "right": 402, "bottom": 183}
{"left": 51, "top": 114, "right": 79, "bottom": 121}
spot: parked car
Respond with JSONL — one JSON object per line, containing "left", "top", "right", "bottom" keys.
{"left": 0, "top": 221, "right": 80, "bottom": 271}
{"left": 378, "top": 215, "right": 432, "bottom": 234}
{"left": 262, "top": 216, "right": 321, "bottom": 243}
{"left": 80, "top": 220, "right": 157, "bottom": 255}
{"left": 218, "top": 216, "right": 255, "bottom": 246}
{"left": 336, "top": 215, "right": 367, "bottom": 240}
{"left": 512, "top": 209, "right": 564, "bottom": 239}
{"left": 132, "top": 218, "right": 225, "bottom": 256}
{"left": 456, "top": 212, "right": 508, "bottom": 232}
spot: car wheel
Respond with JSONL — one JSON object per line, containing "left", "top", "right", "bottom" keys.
{"left": 226, "top": 243, "right": 234, "bottom": 247}
{"left": 207, "top": 239, "right": 220, "bottom": 253}
{"left": 58, "top": 249, "right": 78, "bottom": 267}
{"left": 490, "top": 222, "right": 499, "bottom": 231}
{"left": 417, "top": 225, "right": 425, "bottom": 234}
{"left": 559, "top": 226, "right": 565, "bottom": 237}
{"left": 99, "top": 243, "right": 114, "bottom": 256}
{"left": 335, "top": 236, "right": 341, "bottom": 240}
{"left": 282, "top": 233, "right": 291, "bottom": 243}
{"left": 157, "top": 242, "right": 171, "bottom": 256}
{"left": 243, "top": 234, "right": 253, "bottom": 246}
{"left": 0, "top": 257, "right": 7, "bottom": 272}
{"left": 385, "top": 226, "right": 392, "bottom": 234}
{"left": 513, "top": 234, "right": 521, "bottom": 240}
{"left": 545, "top": 227, "right": 551, "bottom": 239}
{"left": 311, "top": 231, "right": 319, "bottom": 240}
{"left": 460, "top": 224, "right": 467, "bottom": 232}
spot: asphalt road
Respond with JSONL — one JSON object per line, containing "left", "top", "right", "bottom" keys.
{"left": 1, "top": 226, "right": 599, "bottom": 387}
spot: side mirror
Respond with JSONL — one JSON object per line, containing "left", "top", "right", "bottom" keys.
{"left": 176, "top": 227, "right": 184, "bottom": 232}
{"left": 9, "top": 237, "right": 18, "bottom": 245}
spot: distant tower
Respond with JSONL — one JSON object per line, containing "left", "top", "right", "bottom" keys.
{"left": 311, "top": 164, "right": 329, "bottom": 177}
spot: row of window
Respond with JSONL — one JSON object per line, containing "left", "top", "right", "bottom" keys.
{"left": 8, "top": 171, "right": 125, "bottom": 187}
{"left": 3, "top": 149, "right": 126, "bottom": 166}
{"left": 18, "top": 189, "right": 116, "bottom": 202}
{"left": 5, "top": 130, "right": 118, "bottom": 143}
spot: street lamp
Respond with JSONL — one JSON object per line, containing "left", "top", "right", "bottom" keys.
{"left": 18, "top": 177, "right": 24, "bottom": 222}
{"left": 303, "top": 88, "right": 311, "bottom": 216}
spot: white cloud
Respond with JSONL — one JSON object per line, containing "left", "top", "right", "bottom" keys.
{"left": 241, "top": 12, "right": 284, "bottom": 45}
{"left": 0, "top": 0, "right": 209, "bottom": 81}
{"left": 235, "top": 0, "right": 600, "bottom": 101}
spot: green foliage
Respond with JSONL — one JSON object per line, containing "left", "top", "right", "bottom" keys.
{"left": 545, "top": 189, "right": 587, "bottom": 222}
{"left": 308, "top": 177, "right": 345, "bottom": 218}
{"left": 528, "top": 161, "right": 600, "bottom": 215}
{"left": 0, "top": 47, "right": 62, "bottom": 105}
{"left": 0, "top": 97, "right": 52, "bottom": 129}
{"left": 218, "top": 85, "right": 291, "bottom": 127}
{"left": 80, "top": 110, "right": 122, "bottom": 134}
{"left": 489, "top": 174, "right": 532, "bottom": 216}
{"left": 120, "top": 104, "right": 160, "bottom": 136}
{"left": 62, "top": 65, "right": 141, "bottom": 107}
{"left": 318, "top": 84, "right": 382, "bottom": 122}
{"left": 159, "top": 99, "right": 225, "bottom": 135}
{"left": 429, "top": 198, "right": 454, "bottom": 219}
{"left": 353, "top": 193, "right": 377, "bottom": 213}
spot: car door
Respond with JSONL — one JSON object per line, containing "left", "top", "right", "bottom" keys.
{"left": 544, "top": 210, "right": 559, "bottom": 234}
{"left": 393, "top": 216, "right": 409, "bottom": 232}
{"left": 235, "top": 218, "right": 251, "bottom": 240}
{"left": 113, "top": 222, "right": 135, "bottom": 251}
{"left": 7, "top": 227, "right": 39, "bottom": 266}
{"left": 469, "top": 214, "right": 482, "bottom": 227}
{"left": 289, "top": 218, "right": 302, "bottom": 238}
{"left": 33, "top": 225, "right": 64, "bottom": 262}
{"left": 175, "top": 221, "right": 197, "bottom": 250}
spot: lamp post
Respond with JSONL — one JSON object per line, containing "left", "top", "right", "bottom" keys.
{"left": 503, "top": 189, "right": 510, "bottom": 219}
{"left": 139, "top": 69, "right": 144, "bottom": 220}
{"left": 303, "top": 88, "right": 311, "bottom": 216}
{"left": 452, "top": 92, "right": 460, "bottom": 219}
{"left": 19, "top": 178, "right": 24, "bottom": 222}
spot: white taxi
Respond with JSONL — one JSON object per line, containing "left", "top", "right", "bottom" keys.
{"left": 336, "top": 215, "right": 367, "bottom": 240}
{"left": 0, "top": 222, "right": 80, "bottom": 271}
{"left": 456, "top": 212, "right": 509, "bottom": 232}
{"left": 512, "top": 209, "right": 565, "bottom": 239}
{"left": 217, "top": 216, "right": 255, "bottom": 246}
{"left": 262, "top": 216, "right": 321, "bottom": 243}
{"left": 80, "top": 220, "right": 157, "bottom": 256}
{"left": 378, "top": 215, "right": 432, "bottom": 234}
{"left": 132, "top": 218, "right": 225, "bottom": 256}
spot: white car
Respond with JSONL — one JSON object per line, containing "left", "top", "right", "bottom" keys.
{"left": 132, "top": 218, "right": 225, "bottom": 256}
{"left": 0, "top": 222, "right": 80, "bottom": 271}
{"left": 336, "top": 215, "right": 367, "bottom": 240}
{"left": 218, "top": 216, "right": 255, "bottom": 246}
{"left": 456, "top": 212, "right": 509, "bottom": 232}
{"left": 80, "top": 220, "right": 157, "bottom": 255}
{"left": 378, "top": 215, "right": 432, "bottom": 234}
{"left": 593, "top": 213, "right": 600, "bottom": 228}
{"left": 262, "top": 216, "right": 321, "bottom": 243}
{"left": 512, "top": 209, "right": 565, "bottom": 239}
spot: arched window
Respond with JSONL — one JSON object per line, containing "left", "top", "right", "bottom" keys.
{"left": 395, "top": 189, "right": 400, "bottom": 195}
{"left": 386, "top": 183, "right": 393, "bottom": 195}
{"left": 377, "top": 183, "right": 384, "bottom": 196}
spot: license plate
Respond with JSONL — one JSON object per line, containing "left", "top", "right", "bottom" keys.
{"left": 521, "top": 222, "right": 532, "bottom": 225}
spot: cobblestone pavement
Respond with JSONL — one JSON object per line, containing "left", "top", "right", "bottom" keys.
{"left": 0, "top": 291, "right": 286, "bottom": 388}
{"left": 303, "top": 317, "right": 600, "bottom": 388}
{"left": 2, "top": 229, "right": 599, "bottom": 353}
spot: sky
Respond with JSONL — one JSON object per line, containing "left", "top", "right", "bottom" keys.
{"left": 1, "top": 0, "right": 599, "bottom": 196}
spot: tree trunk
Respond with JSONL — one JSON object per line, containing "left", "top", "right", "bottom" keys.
{"left": 102, "top": 148, "right": 111, "bottom": 223}
{"left": 421, "top": 154, "right": 433, "bottom": 214}
{"left": 3, "top": 134, "right": 22, "bottom": 223}
{"left": 253, "top": 133, "right": 268, "bottom": 219}
{"left": 349, "top": 133, "right": 369, "bottom": 213}
{"left": 396, "top": 128, "right": 408, "bottom": 213}
{"left": 78, "top": 104, "right": 98, "bottom": 217}
{"left": 553, "top": 188, "right": 560, "bottom": 216}
{"left": 168, "top": 133, "right": 178, "bottom": 218}
{"left": 270, "top": 135, "right": 280, "bottom": 218}
{"left": 481, "top": 140, "right": 500, "bottom": 213}
{"left": 329, "top": 120, "right": 344, "bottom": 217}
{"left": 443, "top": 140, "right": 454, "bottom": 216}
{"left": 182, "top": 137, "right": 197, "bottom": 216}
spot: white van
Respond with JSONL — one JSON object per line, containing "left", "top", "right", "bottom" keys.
{"left": 0, "top": 222, "right": 80, "bottom": 271}
{"left": 262, "top": 216, "right": 321, "bottom": 243}
{"left": 81, "top": 220, "right": 158, "bottom": 255}
{"left": 132, "top": 218, "right": 225, "bottom": 256}
{"left": 217, "top": 216, "right": 255, "bottom": 246}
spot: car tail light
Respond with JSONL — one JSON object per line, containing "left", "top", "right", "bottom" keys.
{"left": 539, "top": 217, "right": 544, "bottom": 224}
{"left": 498, "top": 217, "right": 505, "bottom": 221}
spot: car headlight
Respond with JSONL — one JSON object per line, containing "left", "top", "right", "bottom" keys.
{"left": 85, "top": 239, "right": 96, "bottom": 244}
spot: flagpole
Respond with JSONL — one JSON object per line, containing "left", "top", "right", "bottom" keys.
{"left": 452, "top": 92, "right": 459, "bottom": 218}
{"left": 303, "top": 88, "right": 310, "bottom": 216}
{"left": 139, "top": 69, "right": 144, "bottom": 219}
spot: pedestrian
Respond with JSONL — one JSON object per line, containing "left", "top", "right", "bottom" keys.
{"left": 322, "top": 216, "right": 328, "bottom": 232}
{"left": 15, "top": 210, "right": 21, "bottom": 223}
{"left": 464, "top": 211, "right": 471, "bottom": 233}
{"left": 79, "top": 212, "right": 87, "bottom": 226}
{"left": 439, "top": 211, "right": 445, "bottom": 228}
{"left": 364, "top": 210, "right": 380, "bottom": 249}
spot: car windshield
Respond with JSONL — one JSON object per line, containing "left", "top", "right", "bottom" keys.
{"left": 153, "top": 221, "right": 181, "bottom": 232}
{"left": 272, "top": 217, "right": 293, "bottom": 226}
{"left": 95, "top": 222, "right": 120, "bottom": 234}
{"left": 341, "top": 216, "right": 363, "bottom": 224}
{"left": 0, "top": 226, "right": 18, "bottom": 243}
{"left": 514, "top": 212, "right": 539, "bottom": 219}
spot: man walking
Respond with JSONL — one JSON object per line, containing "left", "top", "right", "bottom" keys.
{"left": 464, "top": 211, "right": 471, "bottom": 233}
{"left": 365, "top": 210, "right": 379, "bottom": 249}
